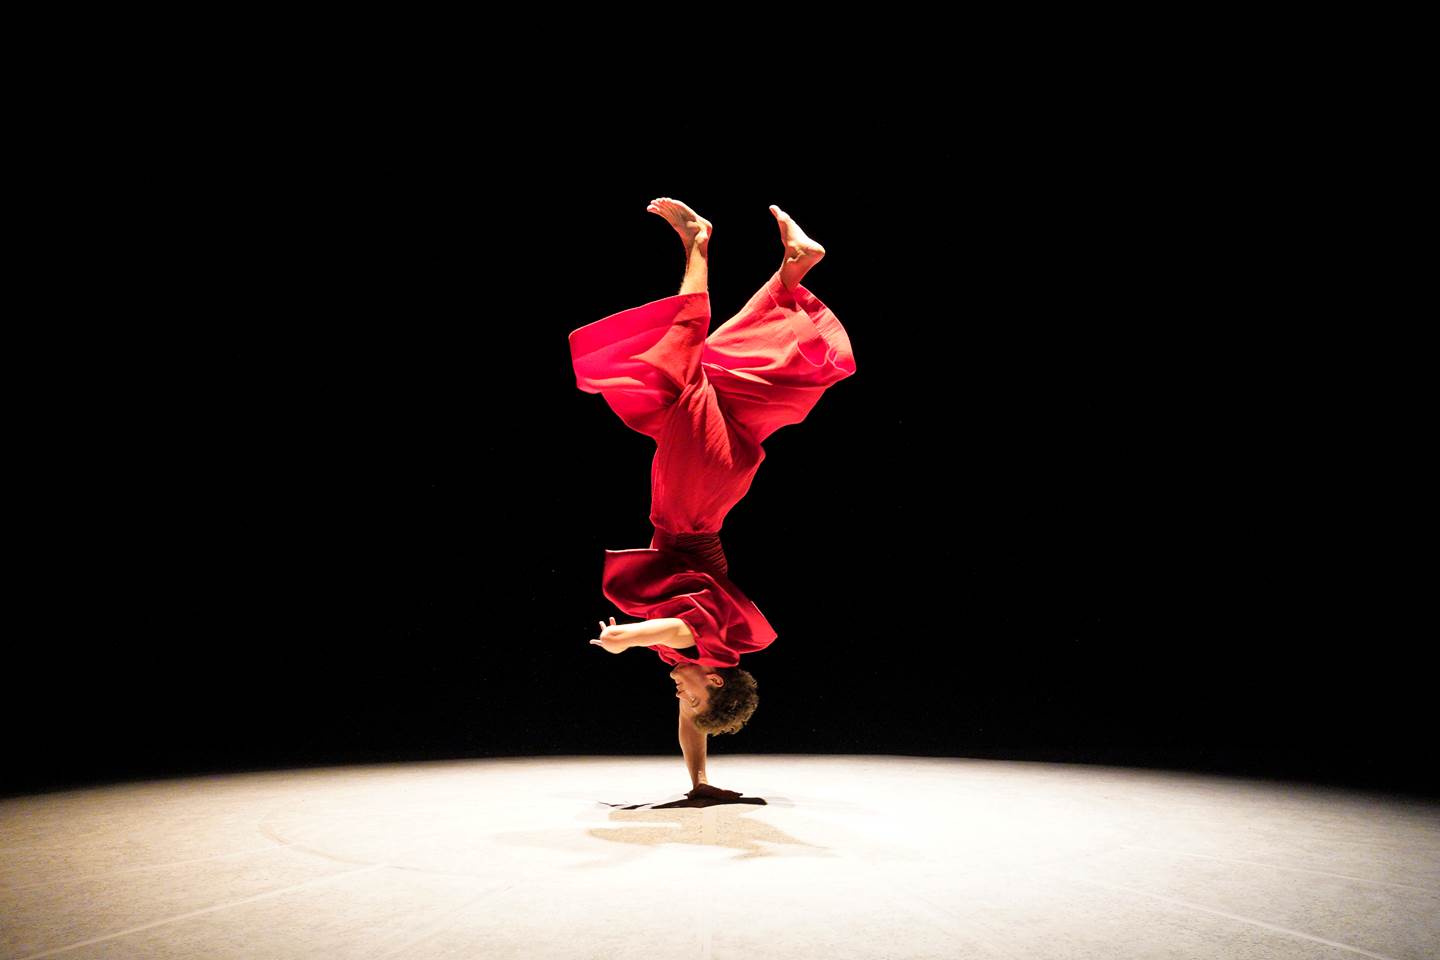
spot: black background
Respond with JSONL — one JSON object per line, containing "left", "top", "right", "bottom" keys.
{"left": 6, "top": 101, "right": 1429, "bottom": 800}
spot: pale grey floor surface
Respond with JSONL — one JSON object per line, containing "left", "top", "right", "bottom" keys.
{"left": 2, "top": 756, "right": 1437, "bottom": 960}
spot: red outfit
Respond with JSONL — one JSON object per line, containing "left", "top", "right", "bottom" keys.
{"left": 569, "top": 269, "right": 856, "bottom": 668}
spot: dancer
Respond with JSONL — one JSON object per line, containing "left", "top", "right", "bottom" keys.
{"left": 570, "top": 198, "right": 855, "bottom": 799}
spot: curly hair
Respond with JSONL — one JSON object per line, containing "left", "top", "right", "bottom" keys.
{"left": 692, "top": 666, "right": 759, "bottom": 735}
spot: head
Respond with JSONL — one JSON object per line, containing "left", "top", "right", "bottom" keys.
{"left": 669, "top": 662, "right": 759, "bottom": 735}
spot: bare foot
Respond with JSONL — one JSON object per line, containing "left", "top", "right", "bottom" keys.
{"left": 647, "top": 197, "right": 712, "bottom": 257}
{"left": 771, "top": 204, "right": 825, "bottom": 290}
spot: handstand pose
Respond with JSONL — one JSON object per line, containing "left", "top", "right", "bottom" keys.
{"left": 570, "top": 197, "right": 854, "bottom": 801}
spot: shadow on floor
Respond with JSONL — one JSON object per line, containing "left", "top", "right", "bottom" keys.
{"left": 600, "top": 784, "right": 768, "bottom": 809}
{"left": 600, "top": 796, "right": 768, "bottom": 809}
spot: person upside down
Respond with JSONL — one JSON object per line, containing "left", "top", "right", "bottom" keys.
{"left": 571, "top": 196, "right": 856, "bottom": 801}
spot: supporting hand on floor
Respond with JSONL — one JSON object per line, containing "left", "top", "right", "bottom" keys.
{"left": 686, "top": 783, "right": 744, "bottom": 801}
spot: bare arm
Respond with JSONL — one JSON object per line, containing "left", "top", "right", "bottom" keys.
{"left": 592, "top": 616, "right": 693, "bottom": 654}
{"left": 624, "top": 617, "right": 692, "bottom": 649}
{"left": 678, "top": 701, "right": 709, "bottom": 788}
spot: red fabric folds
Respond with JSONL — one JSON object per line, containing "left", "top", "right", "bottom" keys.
{"left": 571, "top": 268, "right": 856, "bottom": 667}
{"left": 602, "top": 529, "right": 776, "bottom": 669}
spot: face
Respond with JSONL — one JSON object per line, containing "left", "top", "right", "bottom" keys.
{"left": 669, "top": 663, "right": 722, "bottom": 714}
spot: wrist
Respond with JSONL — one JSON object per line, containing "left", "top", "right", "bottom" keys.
{"left": 618, "top": 618, "right": 674, "bottom": 648}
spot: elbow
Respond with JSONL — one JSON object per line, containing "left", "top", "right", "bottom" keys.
{"left": 674, "top": 618, "right": 694, "bottom": 644}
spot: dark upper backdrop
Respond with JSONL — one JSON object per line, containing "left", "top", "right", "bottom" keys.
{"left": 8, "top": 109, "right": 1428, "bottom": 799}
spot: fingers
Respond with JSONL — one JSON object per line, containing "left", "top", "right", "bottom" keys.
{"left": 593, "top": 617, "right": 622, "bottom": 650}
{"left": 691, "top": 784, "right": 742, "bottom": 797}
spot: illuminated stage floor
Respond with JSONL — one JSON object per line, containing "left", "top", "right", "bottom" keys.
{"left": 2, "top": 756, "right": 1437, "bottom": 959}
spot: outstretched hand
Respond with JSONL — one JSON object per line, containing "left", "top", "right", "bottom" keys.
{"left": 590, "top": 617, "right": 629, "bottom": 654}
{"left": 686, "top": 783, "right": 743, "bottom": 801}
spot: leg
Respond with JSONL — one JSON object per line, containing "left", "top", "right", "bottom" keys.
{"left": 770, "top": 204, "right": 826, "bottom": 291}
{"left": 647, "top": 196, "right": 711, "bottom": 295}
{"left": 680, "top": 235, "right": 708, "bottom": 295}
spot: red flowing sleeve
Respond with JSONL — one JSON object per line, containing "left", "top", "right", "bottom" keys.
{"left": 701, "top": 270, "right": 856, "bottom": 444}
{"left": 569, "top": 291, "right": 711, "bottom": 440}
